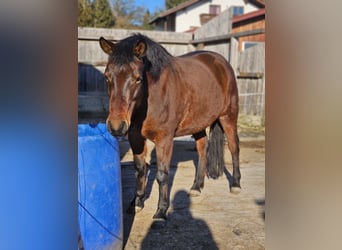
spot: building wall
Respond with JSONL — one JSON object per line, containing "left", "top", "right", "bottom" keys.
{"left": 175, "top": 0, "right": 260, "bottom": 32}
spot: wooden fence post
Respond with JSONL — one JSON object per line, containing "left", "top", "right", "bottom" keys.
{"left": 230, "top": 37, "right": 239, "bottom": 74}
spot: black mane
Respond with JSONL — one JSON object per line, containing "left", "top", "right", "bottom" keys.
{"left": 112, "top": 34, "right": 173, "bottom": 81}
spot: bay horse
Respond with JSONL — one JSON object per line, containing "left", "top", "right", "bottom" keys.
{"left": 99, "top": 34, "right": 240, "bottom": 221}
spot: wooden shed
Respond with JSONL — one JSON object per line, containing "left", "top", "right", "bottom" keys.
{"left": 232, "top": 8, "right": 265, "bottom": 51}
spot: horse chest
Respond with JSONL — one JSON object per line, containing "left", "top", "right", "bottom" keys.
{"left": 140, "top": 115, "right": 175, "bottom": 141}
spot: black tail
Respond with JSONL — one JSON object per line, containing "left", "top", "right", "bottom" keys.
{"left": 207, "top": 121, "right": 225, "bottom": 179}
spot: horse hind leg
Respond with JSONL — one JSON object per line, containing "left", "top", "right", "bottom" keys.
{"left": 219, "top": 115, "right": 241, "bottom": 194}
{"left": 190, "top": 130, "right": 208, "bottom": 196}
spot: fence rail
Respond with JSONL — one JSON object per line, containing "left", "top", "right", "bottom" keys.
{"left": 191, "top": 29, "right": 265, "bottom": 45}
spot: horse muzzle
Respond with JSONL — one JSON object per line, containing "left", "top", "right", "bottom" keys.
{"left": 106, "top": 119, "right": 129, "bottom": 137}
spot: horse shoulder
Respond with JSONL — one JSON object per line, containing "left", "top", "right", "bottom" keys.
{"left": 141, "top": 71, "right": 179, "bottom": 141}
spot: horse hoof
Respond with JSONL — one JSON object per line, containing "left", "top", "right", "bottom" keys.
{"left": 189, "top": 189, "right": 201, "bottom": 197}
{"left": 153, "top": 209, "right": 167, "bottom": 220}
{"left": 127, "top": 204, "right": 143, "bottom": 214}
{"left": 151, "top": 218, "right": 167, "bottom": 229}
{"left": 135, "top": 206, "right": 143, "bottom": 213}
{"left": 230, "top": 186, "right": 241, "bottom": 194}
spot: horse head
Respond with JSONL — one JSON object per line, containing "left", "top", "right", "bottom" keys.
{"left": 99, "top": 37, "right": 146, "bottom": 136}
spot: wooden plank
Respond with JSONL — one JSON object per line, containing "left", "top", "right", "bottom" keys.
{"left": 78, "top": 35, "right": 191, "bottom": 45}
{"left": 237, "top": 72, "right": 264, "bottom": 79}
{"left": 78, "top": 33, "right": 195, "bottom": 64}
{"left": 191, "top": 29, "right": 265, "bottom": 45}
{"left": 78, "top": 27, "right": 192, "bottom": 44}
{"left": 230, "top": 37, "right": 239, "bottom": 71}
{"left": 238, "top": 43, "right": 265, "bottom": 73}
{"left": 259, "top": 76, "right": 265, "bottom": 126}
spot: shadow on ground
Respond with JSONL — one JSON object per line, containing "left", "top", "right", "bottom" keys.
{"left": 140, "top": 190, "right": 219, "bottom": 250}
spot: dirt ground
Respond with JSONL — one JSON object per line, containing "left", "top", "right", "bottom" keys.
{"left": 118, "top": 125, "right": 265, "bottom": 250}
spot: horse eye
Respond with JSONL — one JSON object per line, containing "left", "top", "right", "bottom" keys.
{"left": 135, "top": 76, "right": 142, "bottom": 84}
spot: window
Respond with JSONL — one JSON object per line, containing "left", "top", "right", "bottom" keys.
{"left": 209, "top": 5, "right": 221, "bottom": 15}
{"left": 242, "top": 41, "right": 263, "bottom": 51}
{"left": 232, "top": 6, "right": 244, "bottom": 16}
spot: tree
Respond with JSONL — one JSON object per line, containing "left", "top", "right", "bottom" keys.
{"left": 111, "top": 0, "right": 146, "bottom": 29}
{"left": 77, "top": 0, "right": 157, "bottom": 29}
{"left": 165, "top": 0, "right": 187, "bottom": 9}
{"left": 93, "top": 0, "right": 115, "bottom": 28}
{"left": 141, "top": 10, "right": 153, "bottom": 30}
{"left": 78, "top": 0, "right": 94, "bottom": 27}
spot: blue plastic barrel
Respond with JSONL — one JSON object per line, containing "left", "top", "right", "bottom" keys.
{"left": 78, "top": 123, "right": 123, "bottom": 250}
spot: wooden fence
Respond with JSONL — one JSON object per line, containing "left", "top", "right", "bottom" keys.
{"left": 237, "top": 43, "right": 265, "bottom": 125}
{"left": 78, "top": 8, "right": 265, "bottom": 125}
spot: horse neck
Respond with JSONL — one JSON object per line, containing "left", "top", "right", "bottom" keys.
{"left": 131, "top": 71, "right": 148, "bottom": 125}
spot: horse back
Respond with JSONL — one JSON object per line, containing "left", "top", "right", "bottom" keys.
{"left": 177, "top": 50, "right": 238, "bottom": 109}
{"left": 180, "top": 50, "right": 236, "bottom": 88}
{"left": 142, "top": 51, "right": 238, "bottom": 139}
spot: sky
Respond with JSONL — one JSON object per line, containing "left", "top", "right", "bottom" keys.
{"left": 135, "top": 0, "right": 165, "bottom": 13}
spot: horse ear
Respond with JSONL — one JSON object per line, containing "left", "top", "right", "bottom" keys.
{"left": 133, "top": 41, "right": 146, "bottom": 58}
{"left": 99, "top": 37, "right": 115, "bottom": 55}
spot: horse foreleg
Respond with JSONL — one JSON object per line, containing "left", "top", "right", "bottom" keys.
{"left": 153, "top": 136, "right": 174, "bottom": 220}
{"left": 128, "top": 131, "right": 148, "bottom": 213}
{"left": 131, "top": 151, "right": 149, "bottom": 212}
{"left": 190, "top": 130, "right": 208, "bottom": 196}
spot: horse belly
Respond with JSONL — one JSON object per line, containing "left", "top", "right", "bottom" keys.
{"left": 175, "top": 84, "right": 225, "bottom": 136}
{"left": 174, "top": 123, "right": 209, "bottom": 137}
{"left": 175, "top": 102, "right": 222, "bottom": 137}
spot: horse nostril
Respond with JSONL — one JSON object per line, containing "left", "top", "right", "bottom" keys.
{"left": 118, "top": 122, "right": 123, "bottom": 131}
{"left": 106, "top": 121, "right": 113, "bottom": 133}
{"left": 119, "top": 121, "right": 128, "bottom": 134}
{"left": 107, "top": 120, "right": 128, "bottom": 136}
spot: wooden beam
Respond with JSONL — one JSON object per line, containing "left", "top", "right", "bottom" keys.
{"left": 78, "top": 35, "right": 190, "bottom": 45}
{"left": 237, "top": 72, "right": 264, "bottom": 79}
{"left": 191, "top": 29, "right": 265, "bottom": 45}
